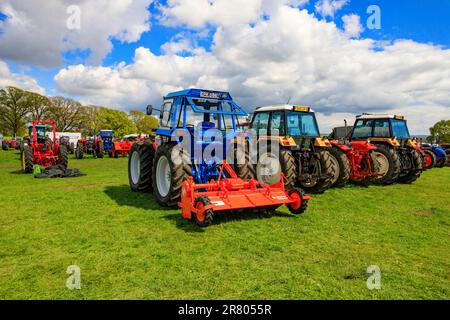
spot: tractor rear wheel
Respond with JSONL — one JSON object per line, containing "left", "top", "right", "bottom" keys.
{"left": 328, "top": 147, "right": 350, "bottom": 188}
{"left": 371, "top": 144, "right": 401, "bottom": 185}
{"left": 286, "top": 187, "right": 309, "bottom": 215}
{"left": 75, "top": 142, "right": 84, "bottom": 159}
{"left": 21, "top": 145, "right": 34, "bottom": 173}
{"left": 152, "top": 144, "right": 192, "bottom": 207}
{"left": 58, "top": 144, "right": 69, "bottom": 169}
{"left": 234, "top": 145, "right": 255, "bottom": 181}
{"left": 2, "top": 141, "right": 8, "bottom": 151}
{"left": 299, "top": 149, "right": 334, "bottom": 194}
{"left": 434, "top": 154, "right": 446, "bottom": 168}
{"left": 256, "top": 148, "right": 296, "bottom": 186}
{"left": 97, "top": 142, "right": 104, "bottom": 158}
{"left": 397, "top": 149, "right": 422, "bottom": 184}
{"left": 423, "top": 150, "right": 436, "bottom": 169}
{"left": 129, "top": 142, "right": 154, "bottom": 193}
{"left": 193, "top": 196, "right": 214, "bottom": 227}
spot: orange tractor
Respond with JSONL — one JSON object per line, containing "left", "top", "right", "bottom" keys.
{"left": 21, "top": 120, "right": 69, "bottom": 173}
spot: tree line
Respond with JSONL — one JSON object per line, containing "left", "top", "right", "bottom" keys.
{"left": 0, "top": 86, "right": 158, "bottom": 138}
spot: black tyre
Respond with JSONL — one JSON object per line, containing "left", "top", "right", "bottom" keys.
{"left": 435, "top": 155, "right": 446, "bottom": 168}
{"left": 256, "top": 148, "right": 296, "bottom": 186}
{"left": 371, "top": 144, "right": 401, "bottom": 185}
{"left": 58, "top": 144, "right": 69, "bottom": 169}
{"left": 234, "top": 145, "right": 255, "bottom": 181}
{"left": 193, "top": 196, "right": 214, "bottom": 227}
{"left": 152, "top": 144, "right": 192, "bottom": 207}
{"left": 423, "top": 149, "right": 436, "bottom": 169}
{"left": 329, "top": 147, "right": 350, "bottom": 188}
{"left": 2, "top": 141, "right": 8, "bottom": 151}
{"left": 286, "top": 187, "right": 309, "bottom": 215}
{"left": 21, "top": 145, "right": 34, "bottom": 173}
{"left": 75, "top": 142, "right": 84, "bottom": 159}
{"left": 299, "top": 149, "right": 334, "bottom": 194}
{"left": 97, "top": 142, "right": 104, "bottom": 158}
{"left": 398, "top": 149, "right": 423, "bottom": 184}
{"left": 128, "top": 142, "right": 154, "bottom": 193}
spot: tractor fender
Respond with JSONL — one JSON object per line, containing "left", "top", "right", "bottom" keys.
{"left": 314, "top": 137, "right": 332, "bottom": 148}
{"left": 330, "top": 140, "right": 352, "bottom": 152}
{"left": 368, "top": 138, "right": 401, "bottom": 147}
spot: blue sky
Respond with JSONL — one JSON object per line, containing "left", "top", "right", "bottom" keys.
{"left": 0, "top": 0, "right": 449, "bottom": 133}
{"left": 3, "top": 0, "right": 450, "bottom": 95}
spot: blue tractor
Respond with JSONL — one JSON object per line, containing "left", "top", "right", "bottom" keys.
{"left": 421, "top": 142, "right": 447, "bottom": 168}
{"left": 99, "top": 130, "right": 114, "bottom": 156}
{"left": 128, "top": 89, "right": 254, "bottom": 207}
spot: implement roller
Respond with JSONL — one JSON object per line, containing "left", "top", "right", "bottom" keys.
{"left": 179, "top": 162, "right": 311, "bottom": 227}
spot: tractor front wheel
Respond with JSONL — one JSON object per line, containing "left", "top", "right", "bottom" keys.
{"left": 128, "top": 142, "right": 154, "bottom": 193}
{"left": 21, "top": 145, "right": 34, "bottom": 173}
{"left": 152, "top": 144, "right": 192, "bottom": 207}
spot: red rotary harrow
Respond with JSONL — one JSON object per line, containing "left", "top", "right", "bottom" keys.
{"left": 179, "top": 162, "right": 311, "bottom": 227}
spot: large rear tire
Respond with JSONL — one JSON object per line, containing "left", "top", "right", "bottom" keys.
{"left": 299, "top": 149, "right": 334, "bottom": 194}
{"left": 234, "top": 145, "right": 255, "bottom": 181}
{"left": 371, "top": 144, "right": 401, "bottom": 185}
{"left": 152, "top": 144, "right": 192, "bottom": 207}
{"left": 2, "top": 141, "right": 8, "bottom": 151}
{"left": 97, "top": 142, "right": 104, "bottom": 158}
{"left": 397, "top": 149, "right": 422, "bottom": 184}
{"left": 423, "top": 149, "right": 436, "bottom": 169}
{"left": 128, "top": 142, "right": 154, "bottom": 193}
{"left": 256, "top": 148, "right": 296, "bottom": 186}
{"left": 58, "top": 144, "right": 69, "bottom": 169}
{"left": 22, "top": 145, "right": 34, "bottom": 173}
{"left": 329, "top": 147, "right": 350, "bottom": 188}
{"left": 75, "top": 142, "right": 84, "bottom": 159}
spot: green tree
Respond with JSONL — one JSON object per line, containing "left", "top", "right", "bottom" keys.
{"left": 48, "top": 96, "right": 86, "bottom": 132}
{"left": 94, "top": 107, "right": 137, "bottom": 138}
{"left": 0, "top": 86, "right": 31, "bottom": 137}
{"left": 428, "top": 120, "right": 450, "bottom": 143}
{"left": 129, "top": 110, "right": 159, "bottom": 133}
{"left": 26, "top": 91, "right": 52, "bottom": 121}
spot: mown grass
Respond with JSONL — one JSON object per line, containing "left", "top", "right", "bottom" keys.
{"left": 0, "top": 150, "right": 448, "bottom": 300}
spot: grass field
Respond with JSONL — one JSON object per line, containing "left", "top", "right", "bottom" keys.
{"left": 0, "top": 150, "right": 449, "bottom": 300}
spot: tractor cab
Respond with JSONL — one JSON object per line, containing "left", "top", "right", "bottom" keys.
{"left": 147, "top": 89, "right": 249, "bottom": 173}
{"left": 251, "top": 105, "right": 326, "bottom": 150}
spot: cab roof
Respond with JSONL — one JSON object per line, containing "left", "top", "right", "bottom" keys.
{"left": 165, "top": 89, "right": 232, "bottom": 101}
{"left": 356, "top": 113, "right": 405, "bottom": 120}
{"left": 255, "top": 104, "right": 314, "bottom": 113}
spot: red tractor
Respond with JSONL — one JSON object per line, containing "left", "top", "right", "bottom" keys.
{"left": 110, "top": 134, "right": 148, "bottom": 158}
{"left": 21, "top": 120, "right": 69, "bottom": 173}
{"left": 2, "top": 137, "right": 21, "bottom": 150}
{"left": 75, "top": 137, "right": 104, "bottom": 159}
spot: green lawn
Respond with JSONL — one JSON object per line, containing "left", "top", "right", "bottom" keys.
{"left": 0, "top": 150, "right": 448, "bottom": 300}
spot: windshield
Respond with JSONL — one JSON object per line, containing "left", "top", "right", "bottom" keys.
{"left": 286, "top": 111, "right": 319, "bottom": 137}
{"left": 190, "top": 99, "right": 234, "bottom": 113}
{"left": 352, "top": 119, "right": 373, "bottom": 139}
{"left": 30, "top": 126, "right": 46, "bottom": 138}
{"left": 184, "top": 105, "right": 237, "bottom": 130}
{"left": 391, "top": 119, "right": 410, "bottom": 139}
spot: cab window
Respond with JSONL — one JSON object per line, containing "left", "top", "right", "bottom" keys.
{"left": 391, "top": 119, "right": 410, "bottom": 139}
{"left": 270, "top": 111, "right": 285, "bottom": 135}
{"left": 160, "top": 100, "right": 173, "bottom": 127}
{"left": 352, "top": 119, "right": 374, "bottom": 139}
{"left": 252, "top": 112, "right": 270, "bottom": 133}
{"left": 373, "top": 119, "right": 390, "bottom": 137}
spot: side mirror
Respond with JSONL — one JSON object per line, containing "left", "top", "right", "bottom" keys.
{"left": 146, "top": 105, "right": 153, "bottom": 115}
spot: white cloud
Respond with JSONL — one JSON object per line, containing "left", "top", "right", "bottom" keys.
{"left": 54, "top": 6, "right": 450, "bottom": 134}
{"left": 342, "top": 14, "right": 363, "bottom": 38}
{"left": 0, "top": 0, "right": 152, "bottom": 68}
{"left": 315, "top": 0, "right": 348, "bottom": 18}
{"left": 158, "top": 0, "right": 309, "bottom": 28}
{"left": 0, "top": 60, "right": 45, "bottom": 94}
